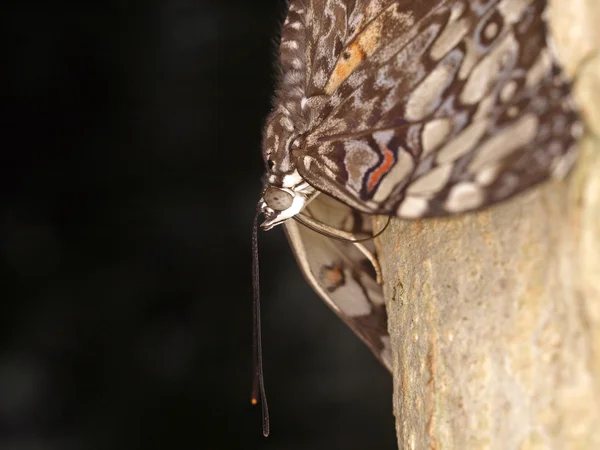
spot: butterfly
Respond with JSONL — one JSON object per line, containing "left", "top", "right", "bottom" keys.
{"left": 256, "top": 0, "right": 581, "bottom": 384}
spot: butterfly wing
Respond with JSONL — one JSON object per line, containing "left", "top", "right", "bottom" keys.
{"left": 284, "top": 0, "right": 581, "bottom": 218}
{"left": 283, "top": 193, "right": 392, "bottom": 371}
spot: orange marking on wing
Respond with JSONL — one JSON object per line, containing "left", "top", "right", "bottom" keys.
{"left": 323, "top": 266, "right": 344, "bottom": 286}
{"left": 367, "top": 148, "right": 395, "bottom": 193}
{"left": 323, "top": 5, "right": 416, "bottom": 95}
{"left": 324, "top": 19, "right": 382, "bottom": 95}
{"left": 324, "top": 43, "right": 365, "bottom": 95}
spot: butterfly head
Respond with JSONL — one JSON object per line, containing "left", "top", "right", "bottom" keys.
{"left": 259, "top": 170, "right": 315, "bottom": 231}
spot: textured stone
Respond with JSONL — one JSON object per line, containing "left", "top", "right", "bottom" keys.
{"left": 375, "top": 1, "right": 600, "bottom": 447}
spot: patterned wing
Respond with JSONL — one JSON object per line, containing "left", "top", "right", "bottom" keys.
{"left": 283, "top": 193, "right": 392, "bottom": 371}
{"left": 280, "top": 0, "right": 581, "bottom": 217}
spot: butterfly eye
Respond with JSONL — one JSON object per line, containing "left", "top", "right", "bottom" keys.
{"left": 267, "top": 159, "right": 274, "bottom": 170}
{"left": 263, "top": 186, "right": 293, "bottom": 211}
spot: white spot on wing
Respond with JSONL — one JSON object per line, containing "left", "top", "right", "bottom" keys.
{"left": 526, "top": 49, "right": 552, "bottom": 88}
{"left": 281, "top": 171, "right": 303, "bottom": 188}
{"left": 449, "top": 1, "right": 466, "bottom": 21}
{"left": 397, "top": 196, "right": 428, "bottom": 218}
{"left": 475, "top": 164, "right": 501, "bottom": 186}
{"left": 571, "top": 122, "right": 584, "bottom": 138}
{"left": 437, "top": 120, "right": 488, "bottom": 164}
{"left": 445, "top": 182, "right": 484, "bottom": 212}
{"left": 551, "top": 145, "right": 579, "bottom": 179}
{"left": 484, "top": 22, "right": 499, "bottom": 40}
{"left": 460, "top": 33, "right": 518, "bottom": 104}
{"left": 498, "top": 0, "right": 535, "bottom": 24}
{"left": 430, "top": 18, "right": 470, "bottom": 61}
{"left": 499, "top": 80, "right": 517, "bottom": 103}
{"left": 313, "top": 68, "right": 327, "bottom": 88}
{"left": 422, "top": 118, "right": 452, "bottom": 156}
{"left": 336, "top": 281, "right": 372, "bottom": 316}
{"left": 468, "top": 114, "right": 538, "bottom": 172}
{"left": 407, "top": 164, "right": 453, "bottom": 196}
{"left": 405, "top": 50, "right": 463, "bottom": 121}
{"left": 507, "top": 106, "right": 519, "bottom": 118}
{"left": 372, "top": 129, "right": 395, "bottom": 147}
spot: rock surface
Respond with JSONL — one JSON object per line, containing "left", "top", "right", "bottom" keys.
{"left": 375, "top": 1, "right": 600, "bottom": 447}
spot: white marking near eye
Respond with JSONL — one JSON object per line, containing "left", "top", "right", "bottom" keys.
{"left": 289, "top": 21, "right": 302, "bottom": 30}
{"left": 407, "top": 164, "right": 453, "bottom": 196}
{"left": 282, "top": 171, "right": 303, "bottom": 188}
{"left": 397, "top": 196, "right": 428, "bottom": 218}
{"left": 445, "top": 182, "right": 484, "bottom": 212}
{"left": 422, "top": 118, "right": 452, "bottom": 156}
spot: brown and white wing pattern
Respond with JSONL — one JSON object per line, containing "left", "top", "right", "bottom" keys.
{"left": 276, "top": 0, "right": 580, "bottom": 217}
{"left": 260, "top": 0, "right": 581, "bottom": 371}
{"left": 284, "top": 193, "right": 392, "bottom": 370}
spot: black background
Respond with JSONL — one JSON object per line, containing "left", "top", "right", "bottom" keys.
{"left": 3, "top": 2, "right": 395, "bottom": 449}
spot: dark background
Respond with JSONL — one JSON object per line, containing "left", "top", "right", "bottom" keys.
{"left": 3, "top": 2, "right": 395, "bottom": 449}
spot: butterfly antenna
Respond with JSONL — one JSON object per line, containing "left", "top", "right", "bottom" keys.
{"left": 252, "top": 208, "right": 270, "bottom": 437}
